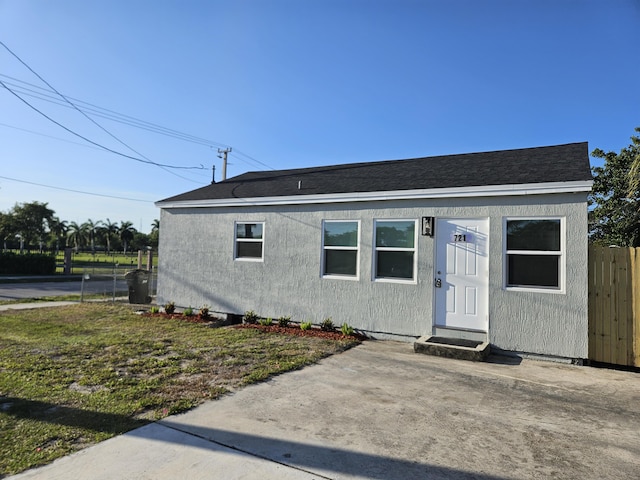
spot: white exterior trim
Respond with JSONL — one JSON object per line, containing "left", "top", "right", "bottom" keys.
{"left": 233, "top": 221, "right": 265, "bottom": 262}
{"left": 156, "top": 180, "right": 593, "bottom": 209}
{"left": 372, "top": 218, "right": 419, "bottom": 284}
{"left": 321, "top": 219, "right": 361, "bottom": 281}
{"left": 502, "top": 216, "right": 566, "bottom": 294}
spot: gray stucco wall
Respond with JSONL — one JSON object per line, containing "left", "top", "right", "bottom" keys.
{"left": 157, "top": 192, "right": 588, "bottom": 359}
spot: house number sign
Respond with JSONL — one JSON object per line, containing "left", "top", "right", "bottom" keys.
{"left": 451, "top": 233, "right": 473, "bottom": 242}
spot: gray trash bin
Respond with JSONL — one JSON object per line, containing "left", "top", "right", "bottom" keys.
{"left": 124, "top": 269, "right": 151, "bottom": 304}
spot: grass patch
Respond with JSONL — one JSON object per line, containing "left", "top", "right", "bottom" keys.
{"left": 0, "top": 303, "right": 360, "bottom": 476}
{"left": 54, "top": 252, "right": 156, "bottom": 274}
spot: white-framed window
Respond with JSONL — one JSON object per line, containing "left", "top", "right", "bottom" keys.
{"left": 504, "top": 217, "right": 564, "bottom": 291}
{"left": 373, "top": 219, "right": 417, "bottom": 282}
{"left": 234, "top": 222, "right": 264, "bottom": 261}
{"left": 322, "top": 220, "right": 359, "bottom": 279}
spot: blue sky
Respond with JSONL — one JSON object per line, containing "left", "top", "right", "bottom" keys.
{"left": 1, "top": 0, "right": 638, "bottom": 233}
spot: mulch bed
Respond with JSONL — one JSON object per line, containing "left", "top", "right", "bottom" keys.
{"left": 140, "top": 312, "right": 366, "bottom": 341}
{"left": 236, "top": 323, "right": 367, "bottom": 341}
{"left": 141, "top": 312, "right": 231, "bottom": 327}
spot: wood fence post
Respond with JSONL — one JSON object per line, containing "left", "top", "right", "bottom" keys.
{"left": 632, "top": 248, "right": 640, "bottom": 367}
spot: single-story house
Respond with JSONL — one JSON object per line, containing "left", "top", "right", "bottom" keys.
{"left": 155, "top": 142, "right": 593, "bottom": 359}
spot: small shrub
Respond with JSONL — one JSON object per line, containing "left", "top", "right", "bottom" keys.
{"left": 278, "top": 315, "right": 291, "bottom": 327}
{"left": 183, "top": 306, "right": 194, "bottom": 317}
{"left": 320, "top": 317, "right": 334, "bottom": 332}
{"left": 300, "top": 321, "right": 312, "bottom": 331}
{"left": 149, "top": 306, "right": 160, "bottom": 314}
{"left": 244, "top": 310, "right": 259, "bottom": 324}
{"left": 259, "top": 317, "right": 274, "bottom": 326}
{"left": 341, "top": 323, "right": 354, "bottom": 336}
{"left": 199, "top": 305, "right": 210, "bottom": 318}
{"left": 164, "top": 302, "right": 176, "bottom": 314}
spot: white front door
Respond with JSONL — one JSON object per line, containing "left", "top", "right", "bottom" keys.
{"left": 434, "top": 218, "right": 489, "bottom": 331}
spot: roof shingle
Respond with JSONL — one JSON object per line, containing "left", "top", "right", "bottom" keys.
{"left": 158, "top": 142, "right": 592, "bottom": 203}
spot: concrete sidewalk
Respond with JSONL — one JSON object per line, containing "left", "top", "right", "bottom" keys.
{"left": 8, "top": 341, "right": 640, "bottom": 479}
{"left": 0, "top": 301, "right": 78, "bottom": 311}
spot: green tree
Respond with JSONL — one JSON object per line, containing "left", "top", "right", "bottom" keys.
{"left": 627, "top": 127, "right": 640, "bottom": 196}
{"left": 131, "top": 232, "right": 151, "bottom": 251}
{"left": 101, "top": 218, "right": 119, "bottom": 255}
{"left": 49, "top": 216, "right": 68, "bottom": 252}
{"left": 67, "top": 221, "right": 86, "bottom": 252}
{"left": 82, "top": 219, "right": 102, "bottom": 254}
{"left": 119, "top": 221, "right": 136, "bottom": 254}
{"left": 0, "top": 212, "right": 18, "bottom": 251}
{"left": 589, "top": 128, "right": 640, "bottom": 246}
{"left": 149, "top": 219, "right": 159, "bottom": 249}
{"left": 10, "top": 201, "right": 55, "bottom": 252}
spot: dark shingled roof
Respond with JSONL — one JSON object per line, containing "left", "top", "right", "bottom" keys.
{"left": 158, "top": 142, "right": 592, "bottom": 203}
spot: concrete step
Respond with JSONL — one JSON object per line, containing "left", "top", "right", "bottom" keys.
{"left": 414, "top": 335, "right": 490, "bottom": 362}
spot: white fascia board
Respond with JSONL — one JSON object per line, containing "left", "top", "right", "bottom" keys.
{"left": 155, "top": 180, "right": 593, "bottom": 209}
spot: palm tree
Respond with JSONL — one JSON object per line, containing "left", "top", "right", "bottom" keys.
{"left": 119, "top": 221, "right": 136, "bottom": 255}
{"left": 149, "top": 218, "right": 160, "bottom": 249}
{"left": 101, "top": 218, "right": 119, "bottom": 255}
{"left": 83, "top": 219, "right": 102, "bottom": 254}
{"left": 49, "top": 216, "right": 68, "bottom": 254}
{"left": 67, "top": 222, "right": 85, "bottom": 252}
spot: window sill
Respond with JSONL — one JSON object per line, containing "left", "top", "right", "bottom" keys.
{"left": 504, "top": 285, "right": 565, "bottom": 295}
{"left": 374, "top": 277, "right": 417, "bottom": 285}
{"left": 322, "top": 274, "right": 359, "bottom": 281}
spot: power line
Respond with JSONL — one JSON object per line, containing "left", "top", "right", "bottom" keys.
{"left": 0, "top": 121, "right": 207, "bottom": 185}
{"left": 0, "top": 72, "right": 277, "bottom": 172}
{"left": 0, "top": 41, "right": 163, "bottom": 169}
{"left": 0, "top": 74, "right": 226, "bottom": 148}
{"left": 0, "top": 175, "right": 153, "bottom": 203}
{"left": 230, "top": 149, "right": 275, "bottom": 171}
{"left": 0, "top": 79, "right": 205, "bottom": 172}
{"left": 0, "top": 41, "right": 208, "bottom": 177}
{"left": 0, "top": 121, "right": 106, "bottom": 151}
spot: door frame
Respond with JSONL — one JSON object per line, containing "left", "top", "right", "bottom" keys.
{"left": 433, "top": 217, "right": 490, "bottom": 333}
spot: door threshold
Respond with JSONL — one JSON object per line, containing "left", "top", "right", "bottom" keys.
{"left": 433, "top": 327, "right": 487, "bottom": 343}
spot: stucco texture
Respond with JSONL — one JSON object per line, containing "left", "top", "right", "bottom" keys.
{"left": 157, "top": 192, "right": 588, "bottom": 359}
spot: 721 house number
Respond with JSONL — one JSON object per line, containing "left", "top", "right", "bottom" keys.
{"left": 453, "top": 234, "right": 468, "bottom": 242}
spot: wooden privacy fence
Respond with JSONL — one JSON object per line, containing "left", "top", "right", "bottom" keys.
{"left": 588, "top": 245, "right": 640, "bottom": 367}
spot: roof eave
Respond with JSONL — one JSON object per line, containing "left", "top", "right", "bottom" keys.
{"left": 156, "top": 180, "right": 592, "bottom": 209}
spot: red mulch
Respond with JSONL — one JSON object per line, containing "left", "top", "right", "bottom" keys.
{"left": 235, "top": 323, "right": 367, "bottom": 341}
{"left": 140, "top": 312, "right": 366, "bottom": 341}
{"left": 141, "top": 312, "right": 227, "bottom": 325}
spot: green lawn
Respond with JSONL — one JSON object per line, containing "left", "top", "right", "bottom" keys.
{"left": 55, "top": 251, "right": 157, "bottom": 274}
{"left": 0, "top": 304, "right": 360, "bottom": 476}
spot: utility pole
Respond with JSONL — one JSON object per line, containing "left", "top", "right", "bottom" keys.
{"left": 217, "top": 147, "right": 232, "bottom": 181}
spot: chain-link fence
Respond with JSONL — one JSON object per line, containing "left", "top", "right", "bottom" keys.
{"left": 78, "top": 265, "right": 157, "bottom": 304}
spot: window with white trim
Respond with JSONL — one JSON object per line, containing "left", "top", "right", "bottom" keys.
{"left": 322, "top": 220, "right": 359, "bottom": 278}
{"left": 505, "top": 218, "right": 563, "bottom": 290}
{"left": 234, "top": 222, "right": 264, "bottom": 260}
{"left": 374, "top": 220, "right": 417, "bottom": 281}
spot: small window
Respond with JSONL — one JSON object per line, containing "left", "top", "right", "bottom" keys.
{"left": 235, "top": 222, "right": 264, "bottom": 260}
{"left": 505, "top": 218, "right": 563, "bottom": 290}
{"left": 374, "top": 220, "right": 417, "bottom": 281}
{"left": 322, "top": 220, "right": 359, "bottom": 278}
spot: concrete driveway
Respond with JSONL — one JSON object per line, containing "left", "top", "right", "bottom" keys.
{"left": 10, "top": 341, "right": 640, "bottom": 479}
